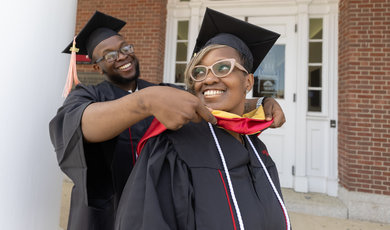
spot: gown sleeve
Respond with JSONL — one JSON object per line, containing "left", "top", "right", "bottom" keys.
{"left": 49, "top": 84, "right": 103, "bottom": 206}
{"left": 115, "top": 134, "right": 195, "bottom": 230}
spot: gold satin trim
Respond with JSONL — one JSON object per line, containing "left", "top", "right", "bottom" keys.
{"left": 211, "top": 106, "right": 266, "bottom": 120}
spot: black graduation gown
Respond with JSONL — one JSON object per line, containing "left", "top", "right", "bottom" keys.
{"left": 115, "top": 121, "right": 289, "bottom": 230}
{"left": 49, "top": 79, "right": 155, "bottom": 230}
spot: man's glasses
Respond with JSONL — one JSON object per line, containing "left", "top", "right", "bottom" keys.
{"left": 190, "top": 58, "right": 248, "bottom": 82}
{"left": 95, "top": 44, "right": 134, "bottom": 64}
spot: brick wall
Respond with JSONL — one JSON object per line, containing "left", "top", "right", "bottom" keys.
{"left": 75, "top": 0, "right": 168, "bottom": 84}
{"left": 338, "top": 0, "right": 390, "bottom": 195}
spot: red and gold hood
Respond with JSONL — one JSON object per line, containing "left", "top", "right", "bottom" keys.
{"left": 137, "top": 107, "right": 273, "bottom": 155}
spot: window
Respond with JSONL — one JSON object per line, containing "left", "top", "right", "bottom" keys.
{"left": 253, "top": 45, "right": 285, "bottom": 99}
{"left": 308, "top": 18, "right": 323, "bottom": 112}
{"left": 175, "top": 20, "right": 189, "bottom": 84}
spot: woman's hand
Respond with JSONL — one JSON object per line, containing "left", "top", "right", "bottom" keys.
{"left": 262, "top": 97, "right": 286, "bottom": 128}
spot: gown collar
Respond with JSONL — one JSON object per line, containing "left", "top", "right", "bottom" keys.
{"left": 211, "top": 106, "right": 273, "bottom": 135}
{"left": 137, "top": 107, "right": 273, "bottom": 155}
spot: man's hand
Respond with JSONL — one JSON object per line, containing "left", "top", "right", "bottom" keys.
{"left": 82, "top": 86, "right": 216, "bottom": 143}
{"left": 263, "top": 97, "right": 286, "bottom": 128}
{"left": 143, "top": 86, "right": 217, "bottom": 130}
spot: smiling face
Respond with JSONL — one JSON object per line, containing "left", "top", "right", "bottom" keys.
{"left": 92, "top": 35, "right": 140, "bottom": 88}
{"left": 193, "top": 46, "right": 254, "bottom": 116}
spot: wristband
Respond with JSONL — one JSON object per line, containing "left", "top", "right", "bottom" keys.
{"left": 256, "top": 97, "right": 264, "bottom": 108}
{"left": 256, "top": 97, "right": 269, "bottom": 108}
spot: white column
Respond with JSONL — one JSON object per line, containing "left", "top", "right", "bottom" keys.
{"left": 326, "top": 1, "right": 339, "bottom": 197}
{"left": 163, "top": 7, "right": 176, "bottom": 83}
{"left": 294, "top": 0, "right": 311, "bottom": 193}
{"left": 0, "top": 0, "right": 77, "bottom": 229}
{"left": 187, "top": 1, "right": 202, "bottom": 60}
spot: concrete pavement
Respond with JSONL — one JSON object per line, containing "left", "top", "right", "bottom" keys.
{"left": 60, "top": 178, "right": 390, "bottom": 230}
{"left": 290, "top": 212, "right": 390, "bottom": 230}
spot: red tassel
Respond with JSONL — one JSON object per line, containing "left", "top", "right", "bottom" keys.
{"left": 63, "top": 36, "right": 81, "bottom": 98}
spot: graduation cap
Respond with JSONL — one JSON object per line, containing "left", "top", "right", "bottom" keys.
{"left": 63, "top": 11, "right": 126, "bottom": 57}
{"left": 62, "top": 11, "right": 126, "bottom": 97}
{"left": 193, "top": 8, "right": 280, "bottom": 73}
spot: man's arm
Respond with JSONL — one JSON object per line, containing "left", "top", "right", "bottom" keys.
{"left": 82, "top": 86, "right": 217, "bottom": 143}
{"left": 245, "top": 97, "right": 286, "bottom": 128}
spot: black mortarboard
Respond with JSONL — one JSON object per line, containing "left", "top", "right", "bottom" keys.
{"left": 61, "top": 11, "right": 126, "bottom": 98}
{"left": 193, "top": 8, "right": 280, "bottom": 73}
{"left": 63, "top": 11, "right": 126, "bottom": 58}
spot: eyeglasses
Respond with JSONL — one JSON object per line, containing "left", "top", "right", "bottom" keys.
{"left": 190, "top": 58, "right": 248, "bottom": 82}
{"left": 95, "top": 44, "right": 135, "bottom": 64}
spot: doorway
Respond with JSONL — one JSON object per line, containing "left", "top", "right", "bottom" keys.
{"left": 248, "top": 16, "right": 297, "bottom": 188}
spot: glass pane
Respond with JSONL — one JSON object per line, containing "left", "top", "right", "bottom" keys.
{"left": 175, "top": 63, "right": 186, "bottom": 83}
{"left": 309, "top": 66, "right": 322, "bottom": 87}
{"left": 309, "top": 42, "right": 322, "bottom": 63}
{"left": 253, "top": 45, "right": 285, "bottom": 99}
{"left": 177, "top": 21, "right": 189, "bottom": 40}
{"left": 309, "top": 18, "right": 323, "bottom": 39}
{"left": 176, "top": 42, "right": 187, "bottom": 61}
{"left": 308, "top": 90, "right": 322, "bottom": 112}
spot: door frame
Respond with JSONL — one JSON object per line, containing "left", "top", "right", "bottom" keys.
{"left": 164, "top": 0, "right": 340, "bottom": 196}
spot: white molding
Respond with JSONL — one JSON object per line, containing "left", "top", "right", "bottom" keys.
{"left": 294, "top": 1, "right": 310, "bottom": 193}
{"left": 326, "top": 178, "right": 338, "bottom": 196}
{"left": 163, "top": 10, "right": 176, "bottom": 83}
{"left": 304, "top": 0, "right": 339, "bottom": 195}
{"left": 294, "top": 176, "right": 309, "bottom": 193}
{"left": 327, "top": 6, "right": 339, "bottom": 197}
{"left": 187, "top": 4, "right": 202, "bottom": 60}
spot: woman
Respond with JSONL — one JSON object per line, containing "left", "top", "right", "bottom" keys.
{"left": 115, "top": 8, "right": 290, "bottom": 230}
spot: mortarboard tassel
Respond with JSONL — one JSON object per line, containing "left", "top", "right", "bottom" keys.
{"left": 63, "top": 36, "right": 81, "bottom": 98}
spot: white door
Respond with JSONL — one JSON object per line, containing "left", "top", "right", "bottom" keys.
{"left": 248, "top": 16, "right": 297, "bottom": 188}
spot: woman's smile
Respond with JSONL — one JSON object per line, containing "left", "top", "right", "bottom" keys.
{"left": 203, "top": 89, "right": 225, "bottom": 97}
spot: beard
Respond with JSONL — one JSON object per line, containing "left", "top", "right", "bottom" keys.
{"left": 104, "top": 62, "right": 140, "bottom": 85}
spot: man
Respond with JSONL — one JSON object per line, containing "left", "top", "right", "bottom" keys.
{"left": 49, "top": 11, "right": 285, "bottom": 230}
